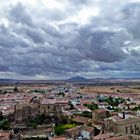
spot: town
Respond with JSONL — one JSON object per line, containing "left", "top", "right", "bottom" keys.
{"left": 1, "top": 0, "right": 140, "bottom": 139}
{"left": 0, "top": 81, "right": 140, "bottom": 140}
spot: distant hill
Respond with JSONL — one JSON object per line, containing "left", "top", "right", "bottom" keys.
{"left": 0, "top": 77, "right": 140, "bottom": 84}
{"left": 66, "top": 76, "right": 88, "bottom": 82}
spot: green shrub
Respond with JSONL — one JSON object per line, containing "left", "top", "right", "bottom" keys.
{"left": 55, "top": 124, "right": 76, "bottom": 135}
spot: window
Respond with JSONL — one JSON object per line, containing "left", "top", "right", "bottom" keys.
{"left": 126, "top": 126, "right": 127, "bottom": 134}
{"left": 130, "top": 125, "right": 133, "bottom": 134}
{"left": 135, "top": 124, "right": 137, "bottom": 134}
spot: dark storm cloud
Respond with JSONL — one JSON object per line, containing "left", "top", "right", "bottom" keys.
{"left": 0, "top": 65, "right": 9, "bottom": 72}
{"left": 76, "top": 30, "right": 128, "bottom": 62}
{"left": 9, "top": 2, "right": 33, "bottom": 26}
{"left": 0, "top": 0, "right": 140, "bottom": 79}
{"left": 23, "top": 26, "right": 46, "bottom": 44}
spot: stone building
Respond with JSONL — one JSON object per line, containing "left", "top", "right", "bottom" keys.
{"left": 104, "top": 113, "right": 140, "bottom": 135}
{"left": 14, "top": 103, "right": 62, "bottom": 122}
{"left": 65, "top": 126, "right": 81, "bottom": 140}
{"left": 92, "top": 109, "right": 110, "bottom": 123}
{"left": 94, "top": 134, "right": 140, "bottom": 140}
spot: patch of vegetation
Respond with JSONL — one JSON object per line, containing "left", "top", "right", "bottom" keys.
{"left": 110, "top": 87, "right": 115, "bottom": 90}
{"left": 117, "top": 89, "right": 131, "bottom": 93}
{"left": 55, "top": 124, "right": 76, "bottom": 135}
{"left": 107, "top": 106, "right": 120, "bottom": 112}
{"left": 29, "top": 89, "right": 47, "bottom": 94}
{"left": 84, "top": 103, "right": 99, "bottom": 110}
{"left": 14, "top": 86, "right": 19, "bottom": 92}
{"left": 57, "top": 92, "right": 65, "bottom": 96}
{"left": 132, "top": 87, "right": 140, "bottom": 90}
{"left": 98, "top": 96, "right": 125, "bottom": 107}
{"left": 0, "top": 113, "right": 10, "bottom": 130}
{"left": 132, "top": 105, "right": 140, "bottom": 111}
{"left": 80, "top": 111, "right": 92, "bottom": 118}
{"left": 25, "top": 114, "right": 50, "bottom": 128}
{"left": 0, "top": 90, "right": 7, "bottom": 94}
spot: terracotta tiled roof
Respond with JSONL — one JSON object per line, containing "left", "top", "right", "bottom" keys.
{"left": 94, "top": 109, "right": 107, "bottom": 113}
{"left": 106, "top": 135, "right": 129, "bottom": 140}
{"left": 93, "top": 133, "right": 114, "bottom": 140}
{"left": 81, "top": 125, "right": 94, "bottom": 132}
{"left": 52, "top": 137, "right": 67, "bottom": 140}
{"left": 72, "top": 116, "right": 90, "bottom": 124}
{"left": 74, "top": 105, "right": 91, "bottom": 112}
{"left": 0, "top": 132, "right": 11, "bottom": 140}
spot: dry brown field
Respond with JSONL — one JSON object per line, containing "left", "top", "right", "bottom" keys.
{"left": 77, "top": 85, "right": 140, "bottom": 94}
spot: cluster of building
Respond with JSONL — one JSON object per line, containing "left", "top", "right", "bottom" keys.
{"left": 1, "top": 85, "right": 140, "bottom": 140}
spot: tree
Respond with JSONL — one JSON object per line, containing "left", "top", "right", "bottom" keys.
{"left": 57, "top": 92, "right": 65, "bottom": 97}
{"left": 84, "top": 103, "right": 98, "bottom": 110}
{"left": 0, "top": 111, "right": 3, "bottom": 121}
{"left": 81, "top": 111, "right": 92, "bottom": 118}
{"left": 14, "top": 87, "right": 19, "bottom": 92}
{"left": 55, "top": 124, "right": 76, "bottom": 135}
{"left": 25, "top": 114, "right": 50, "bottom": 128}
{"left": 0, "top": 119, "right": 10, "bottom": 130}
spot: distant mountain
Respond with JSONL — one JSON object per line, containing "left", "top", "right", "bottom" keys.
{"left": 66, "top": 76, "right": 88, "bottom": 82}
{"left": 0, "top": 77, "right": 140, "bottom": 84}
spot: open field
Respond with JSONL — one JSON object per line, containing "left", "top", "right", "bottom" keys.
{"left": 77, "top": 85, "right": 140, "bottom": 94}
{"left": 0, "top": 84, "right": 57, "bottom": 93}
{"left": 0, "top": 81, "right": 140, "bottom": 95}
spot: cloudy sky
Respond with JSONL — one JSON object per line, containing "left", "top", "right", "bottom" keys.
{"left": 0, "top": 0, "right": 140, "bottom": 80}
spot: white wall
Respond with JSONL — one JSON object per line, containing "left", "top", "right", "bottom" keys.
{"left": 81, "top": 130, "right": 90, "bottom": 139}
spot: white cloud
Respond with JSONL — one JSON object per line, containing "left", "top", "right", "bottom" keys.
{"left": 75, "top": 7, "right": 100, "bottom": 25}
{"left": 0, "top": 0, "right": 140, "bottom": 79}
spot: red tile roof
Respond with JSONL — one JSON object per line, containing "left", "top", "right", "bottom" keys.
{"left": 72, "top": 116, "right": 90, "bottom": 124}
